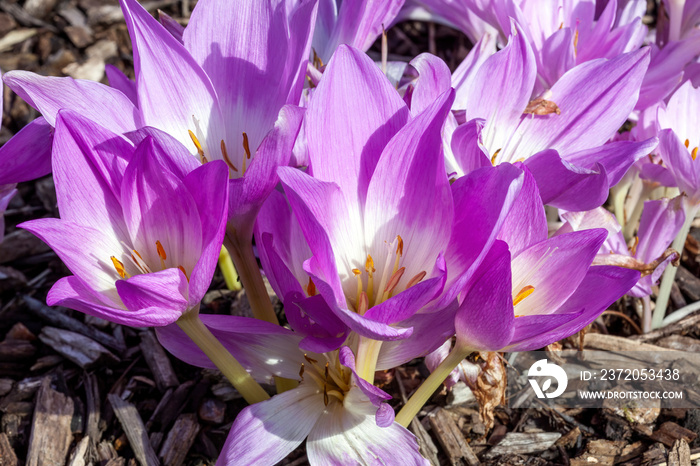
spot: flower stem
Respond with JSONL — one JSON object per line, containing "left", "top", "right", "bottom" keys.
{"left": 176, "top": 312, "right": 269, "bottom": 404}
{"left": 395, "top": 345, "right": 472, "bottom": 427}
{"left": 652, "top": 202, "right": 698, "bottom": 329}
{"left": 224, "top": 232, "right": 279, "bottom": 325}
{"left": 355, "top": 337, "right": 383, "bottom": 383}
{"left": 218, "top": 246, "right": 242, "bottom": 291}
{"left": 622, "top": 184, "right": 653, "bottom": 241}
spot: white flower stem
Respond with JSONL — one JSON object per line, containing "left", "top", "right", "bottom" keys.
{"left": 652, "top": 202, "right": 698, "bottom": 329}
{"left": 355, "top": 336, "right": 383, "bottom": 383}
{"left": 395, "top": 345, "right": 472, "bottom": 428}
{"left": 176, "top": 312, "right": 269, "bottom": 404}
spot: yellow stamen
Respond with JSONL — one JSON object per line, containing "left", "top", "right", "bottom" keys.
{"left": 406, "top": 271, "right": 426, "bottom": 289}
{"left": 156, "top": 240, "right": 167, "bottom": 270}
{"left": 242, "top": 132, "right": 251, "bottom": 174}
{"left": 188, "top": 130, "right": 205, "bottom": 163}
{"left": 692, "top": 147, "right": 698, "bottom": 161}
{"left": 573, "top": 29, "right": 579, "bottom": 56}
{"left": 491, "top": 149, "right": 501, "bottom": 165}
{"left": 220, "top": 140, "right": 238, "bottom": 173}
{"left": 513, "top": 285, "right": 535, "bottom": 306}
{"left": 393, "top": 235, "right": 403, "bottom": 274}
{"left": 178, "top": 265, "right": 189, "bottom": 282}
{"left": 306, "top": 277, "right": 317, "bottom": 297}
{"left": 299, "top": 363, "right": 305, "bottom": 379}
{"left": 304, "top": 354, "right": 318, "bottom": 365}
{"left": 685, "top": 139, "right": 690, "bottom": 148}
{"left": 111, "top": 256, "right": 128, "bottom": 279}
{"left": 365, "top": 254, "right": 375, "bottom": 304}
{"left": 353, "top": 268, "right": 363, "bottom": 308}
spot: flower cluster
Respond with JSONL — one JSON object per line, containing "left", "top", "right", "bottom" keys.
{"left": 2, "top": 0, "right": 698, "bottom": 464}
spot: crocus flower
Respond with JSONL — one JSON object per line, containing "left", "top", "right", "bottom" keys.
{"left": 157, "top": 318, "right": 428, "bottom": 465}
{"left": 445, "top": 24, "right": 656, "bottom": 210}
{"left": 270, "top": 45, "right": 524, "bottom": 358}
{"left": 454, "top": 170, "right": 640, "bottom": 353}
{"left": 401, "top": 0, "right": 647, "bottom": 89}
{"left": 19, "top": 110, "right": 229, "bottom": 327}
{"left": 4, "top": 0, "right": 313, "bottom": 237}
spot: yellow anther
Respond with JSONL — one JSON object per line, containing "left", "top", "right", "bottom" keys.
{"left": 685, "top": 139, "right": 690, "bottom": 148}
{"left": 352, "top": 268, "right": 362, "bottom": 276}
{"left": 188, "top": 130, "right": 205, "bottom": 162}
{"left": 299, "top": 363, "right": 305, "bottom": 379}
{"left": 573, "top": 29, "right": 579, "bottom": 56}
{"left": 220, "top": 140, "right": 238, "bottom": 173}
{"left": 304, "top": 354, "right": 318, "bottom": 364}
{"left": 365, "top": 255, "right": 375, "bottom": 275}
{"left": 396, "top": 235, "right": 404, "bottom": 256}
{"left": 306, "top": 278, "right": 317, "bottom": 297}
{"left": 242, "top": 132, "right": 251, "bottom": 174}
{"left": 513, "top": 285, "right": 535, "bottom": 306}
{"left": 693, "top": 147, "right": 698, "bottom": 161}
{"left": 156, "top": 240, "right": 167, "bottom": 269}
{"left": 111, "top": 256, "right": 128, "bottom": 279}
{"left": 491, "top": 149, "right": 501, "bottom": 166}
{"left": 178, "top": 265, "right": 189, "bottom": 282}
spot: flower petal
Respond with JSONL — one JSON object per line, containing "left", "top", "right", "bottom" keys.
{"left": 455, "top": 240, "right": 514, "bottom": 352}
{"left": 218, "top": 383, "right": 322, "bottom": 466}
{"left": 3, "top": 71, "right": 140, "bottom": 131}
{"left": 0, "top": 117, "right": 53, "bottom": 185}
{"left": 510, "top": 229, "right": 607, "bottom": 318}
{"left": 49, "top": 275, "right": 181, "bottom": 327}
{"left": 505, "top": 265, "right": 639, "bottom": 351}
{"left": 119, "top": 0, "right": 225, "bottom": 158}
{"left": 307, "top": 387, "right": 428, "bottom": 466}
{"left": 156, "top": 314, "right": 308, "bottom": 381}
{"left": 116, "top": 267, "right": 189, "bottom": 315}
{"left": 407, "top": 53, "right": 452, "bottom": 116}
{"left": 104, "top": 64, "right": 138, "bottom": 105}
{"left": 364, "top": 89, "right": 454, "bottom": 280}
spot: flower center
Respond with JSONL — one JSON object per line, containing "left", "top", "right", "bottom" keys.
{"left": 349, "top": 235, "right": 426, "bottom": 313}
{"left": 300, "top": 352, "right": 351, "bottom": 406}
{"left": 187, "top": 117, "right": 252, "bottom": 177}
{"left": 109, "top": 240, "right": 189, "bottom": 282}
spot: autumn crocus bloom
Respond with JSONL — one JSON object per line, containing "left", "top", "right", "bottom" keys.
{"left": 395, "top": 171, "right": 640, "bottom": 426}
{"left": 20, "top": 111, "right": 229, "bottom": 327}
{"left": 271, "top": 45, "right": 523, "bottom": 381}
{"left": 157, "top": 319, "right": 428, "bottom": 465}
{"left": 441, "top": 25, "right": 656, "bottom": 210}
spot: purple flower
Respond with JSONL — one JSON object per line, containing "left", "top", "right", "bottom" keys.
{"left": 19, "top": 111, "right": 229, "bottom": 327}
{"left": 4, "top": 0, "right": 314, "bottom": 236}
{"left": 454, "top": 171, "right": 640, "bottom": 352}
{"left": 446, "top": 24, "right": 656, "bottom": 210}
{"left": 268, "top": 45, "right": 523, "bottom": 348}
{"left": 157, "top": 317, "right": 428, "bottom": 465}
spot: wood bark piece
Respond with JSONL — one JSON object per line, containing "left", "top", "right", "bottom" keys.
{"left": 26, "top": 378, "right": 74, "bottom": 466}
{"left": 139, "top": 331, "right": 178, "bottom": 392}
{"left": 67, "top": 436, "right": 90, "bottom": 466}
{"left": 650, "top": 422, "right": 698, "bottom": 448}
{"left": 158, "top": 414, "right": 200, "bottom": 466}
{"left": 108, "top": 394, "right": 160, "bottom": 466}
{"left": 485, "top": 432, "right": 561, "bottom": 459}
{"left": 39, "top": 326, "right": 118, "bottom": 369}
{"left": 428, "top": 408, "right": 479, "bottom": 466}
{"left": 668, "top": 439, "right": 691, "bottom": 466}
{"left": 631, "top": 314, "right": 700, "bottom": 343}
{"left": 0, "top": 339, "right": 35, "bottom": 361}
{"left": 0, "top": 432, "right": 18, "bottom": 466}
{"left": 675, "top": 265, "right": 700, "bottom": 302}
{"left": 584, "top": 333, "right": 672, "bottom": 352}
{"left": 24, "top": 295, "right": 125, "bottom": 352}
{"left": 657, "top": 334, "right": 700, "bottom": 352}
